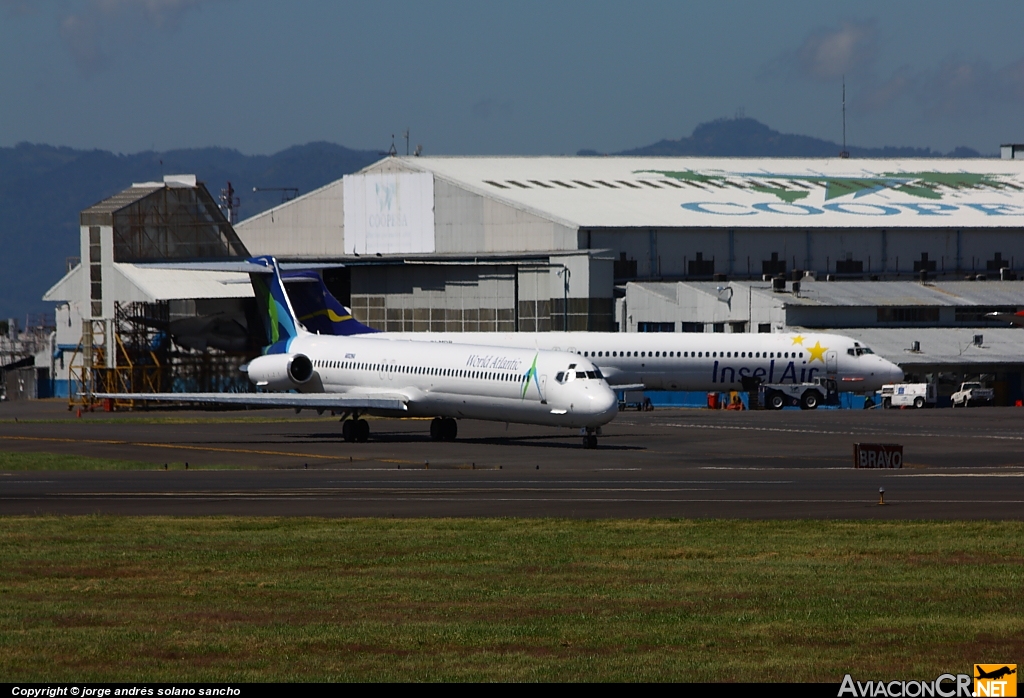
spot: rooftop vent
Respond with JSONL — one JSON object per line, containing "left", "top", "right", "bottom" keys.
{"left": 974, "top": 334, "right": 984, "bottom": 346}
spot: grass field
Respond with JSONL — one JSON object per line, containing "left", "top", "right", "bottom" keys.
{"left": 1, "top": 517, "right": 1021, "bottom": 681}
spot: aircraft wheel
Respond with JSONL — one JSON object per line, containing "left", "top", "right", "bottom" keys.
{"left": 801, "top": 391, "right": 819, "bottom": 410}
{"left": 356, "top": 419, "right": 370, "bottom": 442}
{"left": 769, "top": 394, "right": 785, "bottom": 410}
{"left": 342, "top": 419, "right": 356, "bottom": 443}
{"left": 441, "top": 417, "right": 458, "bottom": 441}
{"left": 430, "top": 417, "right": 443, "bottom": 441}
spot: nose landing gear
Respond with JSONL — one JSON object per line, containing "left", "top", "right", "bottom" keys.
{"left": 581, "top": 426, "right": 600, "bottom": 449}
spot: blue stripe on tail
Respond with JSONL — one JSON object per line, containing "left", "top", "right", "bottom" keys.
{"left": 282, "top": 270, "right": 379, "bottom": 336}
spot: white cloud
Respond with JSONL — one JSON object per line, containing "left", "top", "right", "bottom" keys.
{"left": 795, "top": 20, "right": 877, "bottom": 81}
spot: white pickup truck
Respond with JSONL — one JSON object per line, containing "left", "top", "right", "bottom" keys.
{"left": 950, "top": 382, "right": 994, "bottom": 407}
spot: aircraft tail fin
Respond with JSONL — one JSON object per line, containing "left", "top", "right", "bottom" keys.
{"left": 281, "top": 270, "right": 379, "bottom": 336}
{"left": 248, "top": 255, "right": 308, "bottom": 354}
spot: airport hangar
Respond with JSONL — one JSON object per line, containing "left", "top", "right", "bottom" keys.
{"left": 38, "top": 156, "right": 1024, "bottom": 404}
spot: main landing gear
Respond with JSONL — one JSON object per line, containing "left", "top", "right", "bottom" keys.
{"left": 582, "top": 427, "right": 601, "bottom": 449}
{"left": 342, "top": 417, "right": 370, "bottom": 443}
{"left": 430, "top": 417, "right": 458, "bottom": 441}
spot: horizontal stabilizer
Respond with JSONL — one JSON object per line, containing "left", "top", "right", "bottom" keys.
{"left": 132, "top": 261, "right": 347, "bottom": 274}
{"left": 92, "top": 392, "right": 407, "bottom": 411}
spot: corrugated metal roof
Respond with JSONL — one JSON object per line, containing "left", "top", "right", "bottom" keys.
{"left": 115, "top": 264, "right": 252, "bottom": 301}
{"left": 821, "top": 327, "right": 1024, "bottom": 366}
{"left": 755, "top": 280, "right": 1024, "bottom": 307}
{"left": 386, "top": 156, "right": 1024, "bottom": 229}
{"left": 80, "top": 185, "right": 162, "bottom": 225}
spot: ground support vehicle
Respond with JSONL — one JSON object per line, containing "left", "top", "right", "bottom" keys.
{"left": 880, "top": 383, "right": 936, "bottom": 409}
{"left": 759, "top": 377, "right": 839, "bottom": 410}
{"left": 950, "top": 382, "right": 993, "bottom": 408}
{"left": 617, "top": 389, "right": 653, "bottom": 411}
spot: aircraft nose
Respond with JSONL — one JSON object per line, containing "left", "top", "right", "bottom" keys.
{"left": 590, "top": 385, "right": 619, "bottom": 421}
{"left": 888, "top": 362, "right": 905, "bottom": 384}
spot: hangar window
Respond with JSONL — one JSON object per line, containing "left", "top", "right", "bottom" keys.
{"left": 660, "top": 180, "right": 682, "bottom": 188}
{"left": 506, "top": 180, "right": 530, "bottom": 189}
{"left": 595, "top": 180, "right": 618, "bottom": 188}
{"left": 573, "top": 180, "right": 597, "bottom": 189}
{"left": 528, "top": 180, "right": 553, "bottom": 188}
{"left": 639, "top": 180, "right": 661, "bottom": 189}
{"left": 682, "top": 180, "right": 706, "bottom": 189}
{"left": 551, "top": 180, "right": 574, "bottom": 189}
{"left": 484, "top": 180, "right": 509, "bottom": 189}
{"left": 877, "top": 307, "right": 941, "bottom": 323}
{"left": 617, "top": 180, "right": 641, "bottom": 189}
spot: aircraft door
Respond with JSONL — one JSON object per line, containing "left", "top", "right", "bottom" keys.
{"left": 826, "top": 350, "right": 838, "bottom": 376}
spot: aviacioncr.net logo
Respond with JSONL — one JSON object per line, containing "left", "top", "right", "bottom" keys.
{"left": 839, "top": 674, "right": 973, "bottom": 697}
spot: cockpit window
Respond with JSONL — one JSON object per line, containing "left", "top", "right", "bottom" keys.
{"left": 555, "top": 371, "right": 565, "bottom": 383}
{"left": 586, "top": 371, "right": 596, "bottom": 379}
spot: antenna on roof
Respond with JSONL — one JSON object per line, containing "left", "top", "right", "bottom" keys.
{"left": 404, "top": 128, "right": 410, "bottom": 156}
{"left": 388, "top": 135, "right": 397, "bottom": 157}
{"left": 840, "top": 77, "right": 850, "bottom": 159}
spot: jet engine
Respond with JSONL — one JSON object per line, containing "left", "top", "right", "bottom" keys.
{"left": 245, "top": 353, "right": 315, "bottom": 391}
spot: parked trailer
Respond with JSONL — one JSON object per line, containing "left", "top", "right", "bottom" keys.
{"left": 880, "top": 383, "right": 936, "bottom": 409}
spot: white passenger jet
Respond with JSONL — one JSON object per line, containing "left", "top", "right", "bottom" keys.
{"left": 96, "top": 257, "right": 618, "bottom": 448}
{"left": 281, "top": 273, "right": 903, "bottom": 397}
{"left": 358, "top": 330, "right": 903, "bottom": 395}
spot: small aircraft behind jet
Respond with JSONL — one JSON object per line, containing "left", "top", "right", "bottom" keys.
{"left": 986, "top": 310, "right": 1024, "bottom": 327}
{"left": 96, "top": 257, "right": 618, "bottom": 448}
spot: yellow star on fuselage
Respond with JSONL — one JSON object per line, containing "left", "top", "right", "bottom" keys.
{"left": 806, "top": 341, "right": 828, "bottom": 363}
{"left": 791, "top": 335, "right": 805, "bottom": 345}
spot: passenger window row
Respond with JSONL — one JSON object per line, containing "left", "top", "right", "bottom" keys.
{"left": 581, "top": 350, "right": 805, "bottom": 359}
{"left": 312, "top": 359, "right": 528, "bottom": 382}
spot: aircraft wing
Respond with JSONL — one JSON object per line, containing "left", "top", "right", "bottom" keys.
{"left": 91, "top": 392, "right": 408, "bottom": 411}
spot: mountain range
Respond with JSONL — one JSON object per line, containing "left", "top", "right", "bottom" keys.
{"left": 579, "top": 118, "right": 987, "bottom": 158}
{"left": 0, "top": 118, "right": 996, "bottom": 322}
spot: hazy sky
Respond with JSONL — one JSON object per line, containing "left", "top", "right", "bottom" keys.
{"left": 2, "top": 1, "right": 1022, "bottom": 155}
